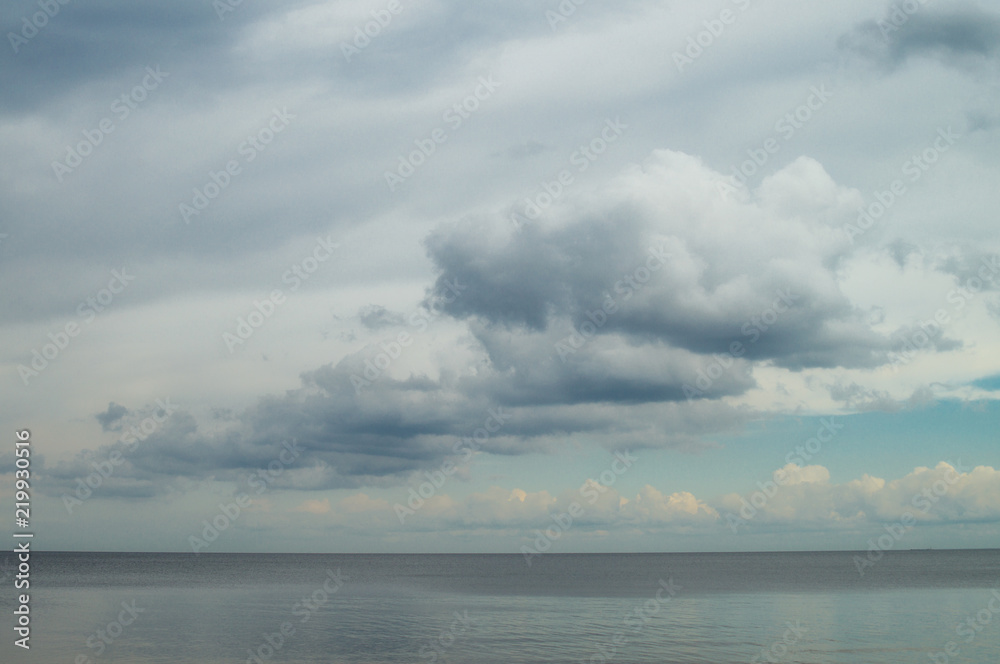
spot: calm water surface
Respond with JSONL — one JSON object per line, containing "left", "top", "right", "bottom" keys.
{"left": 1, "top": 550, "right": 998, "bottom": 663}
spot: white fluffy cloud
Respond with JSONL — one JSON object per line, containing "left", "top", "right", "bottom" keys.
{"left": 318, "top": 461, "right": 1000, "bottom": 538}
{"left": 720, "top": 461, "right": 1000, "bottom": 528}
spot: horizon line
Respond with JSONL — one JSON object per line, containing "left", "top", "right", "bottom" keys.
{"left": 14, "top": 547, "right": 997, "bottom": 555}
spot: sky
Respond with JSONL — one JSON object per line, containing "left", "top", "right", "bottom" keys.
{"left": 1, "top": 0, "right": 999, "bottom": 554}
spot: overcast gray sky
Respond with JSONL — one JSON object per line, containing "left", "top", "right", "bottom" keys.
{"left": 2, "top": 0, "right": 999, "bottom": 553}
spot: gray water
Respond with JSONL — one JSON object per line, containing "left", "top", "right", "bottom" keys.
{"left": 1, "top": 550, "right": 999, "bottom": 663}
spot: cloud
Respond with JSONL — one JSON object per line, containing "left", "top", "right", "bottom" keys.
{"left": 426, "top": 150, "right": 893, "bottom": 371}
{"left": 37, "top": 352, "right": 751, "bottom": 499}
{"left": 0, "top": 0, "right": 293, "bottom": 113}
{"left": 294, "top": 498, "right": 331, "bottom": 514}
{"left": 358, "top": 305, "right": 406, "bottom": 330}
{"left": 627, "top": 486, "right": 719, "bottom": 523}
{"left": 95, "top": 402, "right": 129, "bottom": 431}
{"left": 5, "top": 0, "right": 999, "bottom": 554}
{"left": 827, "top": 382, "right": 938, "bottom": 412}
{"left": 41, "top": 142, "right": 993, "bottom": 503}
{"left": 377, "top": 461, "right": 1000, "bottom": 536}
{"left": 457, "top": 321, "right": 757, "bottom": 406}
{"left": 839, "top": 5, "right": 1000, "bottom": 70}
{"left": 498, "top": 140, "right": 551, "bottom": 159}
{"left": 720, "top": 461, "right": 1000, "bottom": 528}
{"left": 337, "top": 493, "right": 391, "bottom": 514}
{"left": 406, "top": 482, "right": 720, "bottom": 532}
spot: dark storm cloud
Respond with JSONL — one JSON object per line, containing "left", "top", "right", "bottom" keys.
{"left": 458, "top": 322, "right": 756, "bottom": 406}
{"left": 42, "top": 409, "right": 202, "bottom": 498}
{"left": 37, "top": 334, "right": 753, "bottom": 497}
{"left": 38, "top": 360, "right": 507, "bottom": 496}
{"left": 838, "top": 5, "right": 1000, "bottom": 69}
{"left": 425, "top": 212, "right": 644, "bottom": 330}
